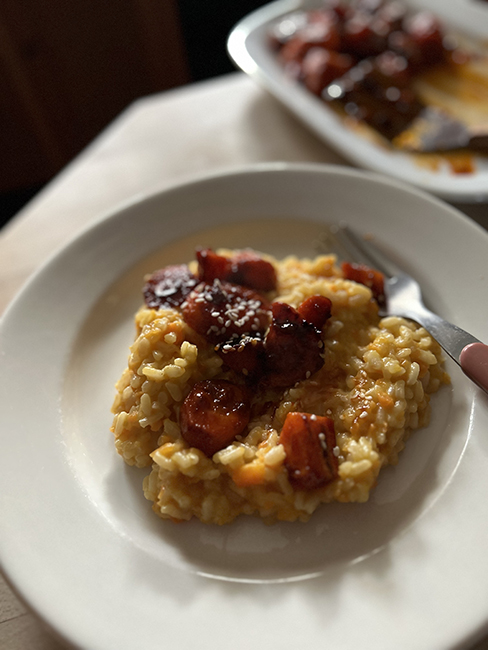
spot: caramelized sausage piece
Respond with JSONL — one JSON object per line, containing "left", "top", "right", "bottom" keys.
{"left": 324, "top": 53, "right": 423, "bottom": 140}
{"left": 342, "top": 261, "right": 385, "bottom": 306}
{"left": 280, "top": 412, "right": 338, "bottom": 490}
{"left": 302, "top": 48, "right": 355, "bottom": 95}
{"left": 297, "top": 295, "right": 332, "bottom": 330}
{"left": 401, "top": 11, "right": 446, "bottom": 69}
{"left": 278, "top": 9, "right": 342, "bottom": 63}
{"left": 265, "top": 302, "right": 324, "bottom": 388}
{"left": 197, "top": 248, "right": 277, "bottom": 292}
{"left": 180, "top": 380, "right": 251, "bottom": 457}
{"left": 215, "top": 334, "right": 266, "bottom": 379}
{"left": 182, "top": 280, "right": 271, "bottom": 344}
{"left": 143, "top": 265, "right": 198, "bottom": 309}
{"left": 342, "top": 12, "right": 390, "bottom": 57}
{"left": 230, "top": 250, "right": 278, "bottom": 292}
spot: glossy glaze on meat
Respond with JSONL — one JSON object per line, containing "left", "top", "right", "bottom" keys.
{"left": 182, "top": 279, "right": 271, "bottom": 344}
{"left": 264, "top": 301, "right": 326, "bottom": 388}
{"left": 197, "top": 248, "right": 277, "bottom": 292}
{"left": 180, "top": 380, "right": 251, "bottom": 456}
{"left": 143, "top": 265, "right": 198, "bottom": 309}
{"left": 342, "top": 261, "right": 385, "bottom": 305}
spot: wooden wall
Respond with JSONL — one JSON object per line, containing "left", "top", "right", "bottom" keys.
{"left": 0, "top": 0, "right": 190, "bottom": 193}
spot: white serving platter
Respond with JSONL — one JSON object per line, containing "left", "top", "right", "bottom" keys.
{"left": 227, "top": 0, "right": 488, "bottom": 202}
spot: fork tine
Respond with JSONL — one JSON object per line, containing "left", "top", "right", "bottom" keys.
{"left": 324, "top": 224, "right": 405, "bottom": 279}
{"left": 337, "top": 225, "right": 391, "bottom": 275}
{"left": 328, "top": 224, "right": 382, "bottom": 270}
{"left": 321, "top": 225, "right": 488, "bottom": 395}
{"left": 317, "top": 224, "right": 367, "bottom": 266}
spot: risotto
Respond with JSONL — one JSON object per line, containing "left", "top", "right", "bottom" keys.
{"left": 111, "top": 247, "right": 449, "bottom": 525}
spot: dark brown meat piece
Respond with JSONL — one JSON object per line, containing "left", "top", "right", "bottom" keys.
{"left": 400, "top": 11, "right": 447, "bottom": 69}
{"left": 180, "top": 380, "right": 251, "bottom": 457}
{"left": 342, "top": 11, "right": 392, "bottom": 57}
{"left": 182, "top": 280, "right": 271, "bottom": 344}
{"left": 280, "top": 412, "right": 339, "bottom": 490}
{"left": 301, "top": 48, "right": 355, "bottom": 95}
{"left": 342, "top": 261, "right": 385, "bottom": 306}
{"left": 297, "top": 295, "right": 333, "bottom": 330}
{"left": 278, "top": 10, "right": 342, "bottom": 62}
{"left": 215, "top": 334, "right": 266, "bottom": 379}
{"left": 197, "top": 248, "right": 277, "bottom": 292}
{"left": 323, "top": 52, "right": 423, "bottom": 140}
{"left": 265, "top": 302, "right": 324, "bottom": 388}
{"left": 143, "top": 265, "right": 198, "bottom": 310}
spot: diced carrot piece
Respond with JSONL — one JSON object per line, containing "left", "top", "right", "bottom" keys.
{"left": 232, "top": 463, "right": 266, "bottom": 487}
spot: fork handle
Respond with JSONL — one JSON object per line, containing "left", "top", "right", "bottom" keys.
{"left": 410, "top": 307, "right": 488, "bottom": 394}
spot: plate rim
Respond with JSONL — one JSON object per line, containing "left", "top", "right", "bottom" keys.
{"left": 2, "top": 160, "right": 485, "bottom": 326}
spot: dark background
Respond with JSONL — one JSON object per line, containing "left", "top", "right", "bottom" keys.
{"left": 0, "top": 0, "right": 269, "bottom": 228}
{"left": 178, "top": 0, "right": 268, "bottom": 81}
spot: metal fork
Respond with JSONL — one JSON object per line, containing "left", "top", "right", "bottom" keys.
{"left": 319, "top": 223, "right": 488, "bottom": 395}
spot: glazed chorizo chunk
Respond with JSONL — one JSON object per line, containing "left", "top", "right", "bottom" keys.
{"left": 196, "top": 248, "right": 277, "bottom": 292}
{"left": 342, "top": 261, "right": 385, "bottom": 306}
{"left": 180, "top": 380, "right": 251, "bottom": 457}
{"left": 215, "top": 334, "right": 266, "bottom": 379}
{"left": 143, "top": 265, "right": 198, "bottom": 309}
{"left": 265, "top": 302, "right": 325, "bottom": 387}
{"left": 297, "top": 295, "right": 332, "bottom": 330}
{"left": 182, "top": 280, "right": 271, "bottom": 344}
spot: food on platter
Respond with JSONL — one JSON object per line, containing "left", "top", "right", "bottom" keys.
{"left": 269, "top": 0, "right": 488, "bottom": 158}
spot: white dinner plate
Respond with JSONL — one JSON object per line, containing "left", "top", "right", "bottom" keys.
{"left": 1, "top": 164, "right": 488, "bottom": 650}
{"left": 227, "top": 0, "right": 488, "bottom": 202}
